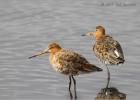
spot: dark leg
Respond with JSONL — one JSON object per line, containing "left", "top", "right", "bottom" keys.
{"left": 69, "top": 76, "right": 72, "bottom": 91}
{"left": 105, "top": 65, "right": 110, "bottom": 93}
{"left": 72, "top": 75, "right": 77, "bottom": 99}
{"left": 106, "top": 65, "right": 110, "bottom": 88}
{"left": 69, "top": 76, "right": 73, "bottom": 99}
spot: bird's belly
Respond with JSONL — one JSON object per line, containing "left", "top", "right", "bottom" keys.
{"left": 50, "top": 56, "right": 79, "bottom": 75}
{"left": 50, "top": 59, "right": 70, "bottom": 75}
{"left": 51, "top": 62, "right": 79, "bottom": 75}
{"left": 51, "top": 63, "right": 74, "bottom": 75}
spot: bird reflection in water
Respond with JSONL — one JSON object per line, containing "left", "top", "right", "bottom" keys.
{"left": 95, "top": 87, "right": 126, "bottom": 100}
{"left": 95, "top": 77, "right": 126, "bottom": 100}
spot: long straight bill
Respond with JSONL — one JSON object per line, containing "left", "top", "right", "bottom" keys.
{"left": 81, "top": 32, "right": 95, "bottom": 36}
{"left": 28, "top": 49, "right": 48, "bottom": 59}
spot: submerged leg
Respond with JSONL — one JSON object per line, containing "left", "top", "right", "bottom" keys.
{"left": 69, "top": 76, "right": 73, "bottom": 99}
{"left": 72, "top": 75, "right": 77, "bottom": 99}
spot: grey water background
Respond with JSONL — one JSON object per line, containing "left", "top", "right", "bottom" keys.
{"left": 0, "top": 0, "right": 140, "bottom": 100}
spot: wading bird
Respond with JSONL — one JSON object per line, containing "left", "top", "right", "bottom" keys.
{"left": 95, "top": 66, "right": 126, "bottom": 100}
{"left": 82, "top": 26, "right": 125, "bottom": 88}
{"left": 28, "top": 42, "right": 102, "bottom": 99}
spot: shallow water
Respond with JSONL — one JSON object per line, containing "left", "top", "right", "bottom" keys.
{"left": 0, "top": 0, "right": 140, "bottom": 100}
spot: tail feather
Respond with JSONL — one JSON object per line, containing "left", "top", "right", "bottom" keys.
{"left": 93, "top": 65, "right": 103, "bottom": 71}
{"left": 109, "top": 57, "right": 125, "bottom": 65}
{"left": 83, "top": 63, "right": 103, "bottom": 72}
{"left": 118, "top": 58, "right": 125, "bottom": 64}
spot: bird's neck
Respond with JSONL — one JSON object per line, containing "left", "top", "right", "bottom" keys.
{"left": 95, "top": 31, "right": 105, "bottom": 41}
{"left": 49, "top": 49, "right": 61, "bottom": 65}
{"left": 95, "top": 35, "right": 105, "bottom": 41}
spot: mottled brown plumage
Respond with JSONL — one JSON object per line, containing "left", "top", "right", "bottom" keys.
{"left": 83, "top": 25, "right": 125, "bottom": 65}
{"left": 93, "top": 35, "right": 125, "bottom": 65}
{"left": 29, "top": 42, "right": 102, "bottom": 99}
{"left": 50, "top": 48, "right": 102, "bottom": 75}
{"left": 83, "top": 25, "right": 125, "bottom": 88}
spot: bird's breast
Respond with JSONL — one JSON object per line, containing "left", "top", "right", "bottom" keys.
{"left": 49, "top": 54, "right": 58, "bottom": 66}
{"left": 49, "top": 54, "right": 63, "bottom": 72}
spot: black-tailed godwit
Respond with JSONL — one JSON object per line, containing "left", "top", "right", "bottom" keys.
{"left": 28, "top": 42, "right": 102, "bottom": 99}
{"left": 82, "top": 26, "right": 125, "bottom": 87}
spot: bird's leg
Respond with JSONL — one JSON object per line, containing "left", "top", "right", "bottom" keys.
{"left": 106, "top": 65, "right": 110, "bottom": 88}
{"left": 69, "top": 76, "right": 72, "bottom": 91}
{"left": 105, "top": 65, "right": 110, "bottom": 94}
{"left": 72, "top": 75, "right": 77, "bottom": 99}
{"left": 69, "top": 76, "right": 73, "bottom": 99}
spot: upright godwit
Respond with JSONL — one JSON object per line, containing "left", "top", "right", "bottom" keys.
{"left": 28, "top": 42, "right": 102, "bottom": 99}
{"left": 82, "top": 26, "right": 125, "bottom": 87}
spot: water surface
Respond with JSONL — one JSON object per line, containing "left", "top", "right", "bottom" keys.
{"left": 0, "top": 0, "right": 140, "bottom": 100}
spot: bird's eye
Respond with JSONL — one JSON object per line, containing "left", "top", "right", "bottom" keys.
{"left": 49, "top": 47, "right": 53, "bottom": 49}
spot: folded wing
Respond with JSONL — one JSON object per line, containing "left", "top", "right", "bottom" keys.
{"left": 55, "top": 49, "right": 102, "bottom": 75}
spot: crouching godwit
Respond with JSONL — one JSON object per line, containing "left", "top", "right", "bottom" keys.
{"left": 82, "top": 26, "right": 125, "bottom": 87}
{"left": 28, "top": 42, "right": 102, "bottom": 99}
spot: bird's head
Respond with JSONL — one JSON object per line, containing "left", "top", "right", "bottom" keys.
{"left": 82, "top": 25, "right": 105, "bottom": 40}
{"left": 28, "top": 42, "right": 61, "bottom": 59}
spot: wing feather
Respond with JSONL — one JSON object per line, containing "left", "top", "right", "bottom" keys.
{"left": 94, "top": 35, "right": 125, "bottom": 65}
{"left": 54, "top": 49, "right": 101, "bottom": 75}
